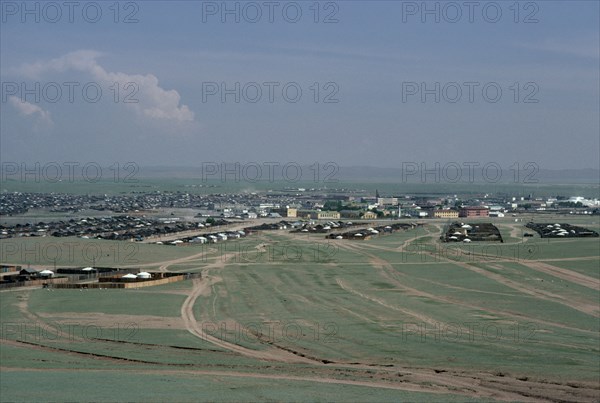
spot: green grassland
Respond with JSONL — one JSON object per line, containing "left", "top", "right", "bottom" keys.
{"left": 544, "top": 259, "right": 600, "bottom": 280}
{"left": 0, "top": 364, "right": 483, "bottom": 403}
{"left": 0, "top": 236, "right": 217, "bottom": 269}
{"left": 1, "top": 216, "right": 599, "bottom": 401}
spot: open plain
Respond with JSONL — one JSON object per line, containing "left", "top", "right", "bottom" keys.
{"left": 1, "top": 215, "right": 599, "bottom": 402}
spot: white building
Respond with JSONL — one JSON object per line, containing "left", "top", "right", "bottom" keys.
{"left": 568, "top": 196, "right": 600, "bottom": 207}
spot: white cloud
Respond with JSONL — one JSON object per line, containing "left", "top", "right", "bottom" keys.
{"left": 19, "top": 50, "right": 104, "bottom": 78}
{"left": 20, "top": 50, "right": 194, "bottom": 122}
{"left": 9, "top": 96, "right": 53, "bottom": 126}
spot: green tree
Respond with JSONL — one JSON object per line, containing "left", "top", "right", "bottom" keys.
{"left": 324, "top": 200, "right": 343, "bottom": 211}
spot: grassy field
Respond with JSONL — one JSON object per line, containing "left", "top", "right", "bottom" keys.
{"left": 0, "top": 236, "right": 218, "bottom": 269}
{"left": 1, "top": 366, "right": 486, "bottom": 403}
{"left": 1, "top": 217, "right": 599, "bottom": 401}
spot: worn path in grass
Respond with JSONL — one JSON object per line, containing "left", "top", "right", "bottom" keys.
{"left": 180, "top": 250, "right": 318, "bottom": 364}
{"left": 333, "top": 235, "right": 600, "bottom": 335}
{"left": 4, "top": 339, "right": 600, "bottom": 402}
{"left": 520, "top": 260, "right": 600, "bottom": 290}
{"left": 5, "top": 224, "right": 599, "bottom": 401}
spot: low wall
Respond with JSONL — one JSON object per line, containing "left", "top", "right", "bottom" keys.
{"left": 0, "top": 277, "right": 69, "bottom": 289}
{"left": 53, "top": 273, "right": 200, "bottom": 289}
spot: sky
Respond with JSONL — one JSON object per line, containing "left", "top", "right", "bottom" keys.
{"left": 1, "top": 0, "right": 599, "bottom": 172}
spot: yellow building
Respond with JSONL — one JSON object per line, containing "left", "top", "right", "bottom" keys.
{"left": 296, "top": 210, "right": 340, "bottom": 220}
{"left": 433, "top": 209, "right": 459, "bottom": 219}
{"left": 362, "top": 211, "right": 378, "bottom": 219}
{"left": 287, "top": 208, "right": 297, "bottom": 218}
{"left": 316, "top": 211, "right": 340, "bottom": 220}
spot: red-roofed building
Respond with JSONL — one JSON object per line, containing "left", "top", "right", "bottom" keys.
{"left": 459, "top": 207, "right": 489, "bottom": 218}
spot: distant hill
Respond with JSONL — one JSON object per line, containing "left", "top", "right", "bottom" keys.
{"left": 335, "top": 166, "right": 600, "bottom": 184}
{"left": 136, "top": 165, "right": 600, "bottom": 184}
{"left": 2, "top": 164, "right": 596, "bottom": 186}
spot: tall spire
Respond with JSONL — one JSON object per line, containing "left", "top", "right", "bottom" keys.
{"left": 376, "top": 189, "right": 380, "bottom": 199}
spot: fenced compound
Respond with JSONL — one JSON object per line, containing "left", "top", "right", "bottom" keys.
{"left": 0, "top": 277, "right": 69, "bottom": 290}
{"left": 442, "top": 222, "right": 503, "bottom": 243}
{"left": 52, "top": 272, "right": 201, "bottom": 289}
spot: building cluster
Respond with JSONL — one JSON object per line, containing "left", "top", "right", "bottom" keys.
{"left": 0, "top": 191, "right": 298, "bottom": 217}
{"left": 0, "top": 264, "right": 200, "bottom": 289}
{"left": 0, "top": 265, "right": 68, "bottom": 288}
{"left": 161, "top": 220, "right": 365, "bottom": 246}
{"left": 2, "top": 189, "right": 598, "bottom": 242}
{"left": 441, "top": 223, "right": 503, "bottom": 243}
{"left": 525, "top": 223, "right": 599, "bottom": 238}
{"left": 158, "top": 229, "right": 249, "bottom": 246}
{"left": 326, "top": 223, "right": 420, "bottom": 240}
{"left": 0, "top": 216, "right": 230, "bottom": 240}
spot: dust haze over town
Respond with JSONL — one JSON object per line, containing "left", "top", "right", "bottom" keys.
{"left": 1, "top": 1, "right": 599, "bottom": 402}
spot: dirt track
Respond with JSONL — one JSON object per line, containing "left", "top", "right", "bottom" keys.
{"left": 3, "top": 337, "right": 599, "bottom": 402}
{"left": 181, "top": 277, "right": 317, "bottom": 364}
{"left": 521, "top": 261, "right": 600, "bottom": 290}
